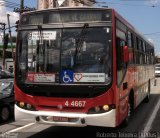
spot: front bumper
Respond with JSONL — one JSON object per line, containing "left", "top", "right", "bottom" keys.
{"left": 15, "top": 105, "right": 116, "bottom": 127}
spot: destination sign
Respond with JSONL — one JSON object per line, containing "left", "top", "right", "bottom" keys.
{"left": 21, "top": 9, "right": 112, "bottom": 25}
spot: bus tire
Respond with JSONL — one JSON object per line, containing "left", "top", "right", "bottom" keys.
{"left": 121, "top": 91, "right": 134, "bottom": 127}
{"left": 144, "top": 81, "right": 150, "bottom": 103}
{"left": 120, "top": 102, "right": 130, "bottom": 127}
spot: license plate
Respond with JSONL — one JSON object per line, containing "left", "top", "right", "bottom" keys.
{"left": 53, "top": 116, "right": 68, "bottom": 122}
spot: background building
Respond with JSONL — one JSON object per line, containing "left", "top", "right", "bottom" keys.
{"left": 37, "top": 0, "right": 95, "bottom": 9}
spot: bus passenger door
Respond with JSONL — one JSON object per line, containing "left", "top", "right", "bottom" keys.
{"left": 116, "top": 37, "right": 129, "bottom": 124}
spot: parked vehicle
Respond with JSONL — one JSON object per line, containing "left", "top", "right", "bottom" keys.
{"left": 0, "top": 79, "right": 14, "bottom": 122}
{"left": 155, "top": 64, "right": 160, "bottom": 77}
{"left": 0, "top": 70, "right": 14, "bottom": 79}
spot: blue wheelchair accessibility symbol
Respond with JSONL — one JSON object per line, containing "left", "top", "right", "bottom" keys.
{"left": 60, "top": 70, "right": 73, "bottom": 83}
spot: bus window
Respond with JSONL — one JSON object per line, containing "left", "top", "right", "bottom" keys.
{"left": 116, "top": 37, "right": 127, "bottom": 86}
{"left": 116, "top": 37, "right": 126, "bottom": 69}
{"left": 127, "top": 31, "right": 133, "bottom": 48}
{"left": 61, "top": 27, "right": 112, "bottom": 75}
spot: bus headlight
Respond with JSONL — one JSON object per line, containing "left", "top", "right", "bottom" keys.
{"left": 19, "top": 102, "right": 25, "bottom": 108}
{"left": 95, "top": 106, "right": 100, "bottom": 113}
{"left": 26, "top": 104, "right": 32, "bottom": 110}
{"left": 16, "top": 101, "right": 36, "bottom": 111}
{"left": 88, "top": 104, "right": 115, "bottom": 114}
{"left": 102, "top": 105, "right": 110, "bottom": 111}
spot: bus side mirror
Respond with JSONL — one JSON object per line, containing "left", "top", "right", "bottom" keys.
{"left": 122, "top": 45, "right": 129, "bottom": 63}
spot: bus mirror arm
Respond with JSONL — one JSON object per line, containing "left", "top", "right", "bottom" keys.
{"left": 122, "top": 45, "right": 129, "bottom": 63}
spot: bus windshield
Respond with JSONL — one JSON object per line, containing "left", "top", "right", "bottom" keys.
{"left": 17, "top": 26, "right": 112, "bottom": 84}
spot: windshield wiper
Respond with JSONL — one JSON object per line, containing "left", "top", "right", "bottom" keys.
{"left": 74, "top": 23, "right": 89, "bottom": 66}
{"left": 36, "top": 25, "right": 46, "bottom": 72}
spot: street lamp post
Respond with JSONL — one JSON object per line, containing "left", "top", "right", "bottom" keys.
{"left": 0, "top": 23, "right": 6, "bottom": 69}
{"left": 7, "top": 14, "right": 13, "bottom": 58}
{"left": 2, "top": 24, "right": 6, "bottom": 69}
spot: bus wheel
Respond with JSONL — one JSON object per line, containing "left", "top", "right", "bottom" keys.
{"left": 144, "top": 81, "right": 150, "bottom": 103}
{"left": 120, "top": 101, "right": 131, "bottom": 127}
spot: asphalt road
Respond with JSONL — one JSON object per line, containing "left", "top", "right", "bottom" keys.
{"left": 1, "top": 78, "right": 160, "bottom": 138}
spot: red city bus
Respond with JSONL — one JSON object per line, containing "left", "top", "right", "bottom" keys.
{"left": 14, "top": 7, "right": 155, "bottom": 127}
